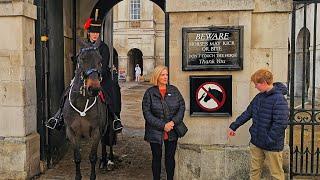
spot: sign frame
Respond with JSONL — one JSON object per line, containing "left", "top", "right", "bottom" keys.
{"left": 190, "top": 75, "right": 232, "bottom": 117}
{"left": 182, "top": 26, "right": 244, "bottom": 71}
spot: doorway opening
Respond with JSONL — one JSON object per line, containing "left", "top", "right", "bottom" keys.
{"left": 127, "top": 48, "right": 143, "bottom": 81}
{"left": 295, "top": 27, "right": 310, "bottom": 98}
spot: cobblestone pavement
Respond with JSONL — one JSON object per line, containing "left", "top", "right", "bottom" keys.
{"left": 36, "top": 81, "right": 167, "bottom": 180}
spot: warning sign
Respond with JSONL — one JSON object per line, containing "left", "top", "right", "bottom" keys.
{"left": 190, "top": 75, "right": 232, "bottom": 117}
{"left": 196, "top": 82, "right": 226, "bottom": 111}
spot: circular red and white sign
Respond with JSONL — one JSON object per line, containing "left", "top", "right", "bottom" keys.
{"left": 195, "top": 82, "right": 226, "bottom": 111}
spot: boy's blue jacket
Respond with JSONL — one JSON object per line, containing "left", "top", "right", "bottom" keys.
{"left": 229, "top": 82, "right": 289, "bottom": 151}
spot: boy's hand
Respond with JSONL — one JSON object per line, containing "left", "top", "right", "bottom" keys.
{"left": 228, "top": 129, "right": 236, "bottom": 137}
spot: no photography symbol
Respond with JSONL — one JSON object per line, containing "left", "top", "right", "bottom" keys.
{"left": 196, "top": 82, "right": 226, "bottom": 111}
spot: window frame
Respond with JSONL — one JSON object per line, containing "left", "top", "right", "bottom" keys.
{"left": 130, "top": 0, "right": 141, "bottom": 20}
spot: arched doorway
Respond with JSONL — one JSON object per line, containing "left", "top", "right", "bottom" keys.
{"left": 295, "top": 28, "right": 310, "bottom": 97}
{"left": 90, "top": 0, "right": 164, "bottom": 19}
{"left": 35, "top": 0, "right": 167, "bottom": 168}
{"left": 89, "top": 0, "right": 168, "bottom": 73}
{"left": 127, "top": 48, "right": 143, "bottom": 81}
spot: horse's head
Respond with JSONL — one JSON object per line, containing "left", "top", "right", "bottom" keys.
{"left": 77, "top": 38, "right": 103, "bottom": 97}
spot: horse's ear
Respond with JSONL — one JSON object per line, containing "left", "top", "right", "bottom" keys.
{"left": 94, "top": 37, "right": 101, "bottom": 48}
{"left": 78, "top": 38, "right": 88, "bottom": 49}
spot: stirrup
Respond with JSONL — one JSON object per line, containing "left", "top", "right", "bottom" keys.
{"left": 45, "top": 109, "right": 63, "bottom": 130}
{"left": 45, "top": 117, "right": 60, "bottom": 130}
{"left": 113, "top": 116, "right": 123, "bottom": 132}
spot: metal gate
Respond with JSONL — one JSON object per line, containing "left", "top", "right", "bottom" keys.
{"left": 289, "top": 1, "right": 320, "bottom": 178}
{"left": 35, "top": 0, "right": 68, "bottom": 167}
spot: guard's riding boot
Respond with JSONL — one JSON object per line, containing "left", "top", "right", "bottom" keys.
{"left": 113, "top": 114, "right": 123, "bottom": 133}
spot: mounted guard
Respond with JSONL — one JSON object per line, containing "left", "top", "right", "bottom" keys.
{"left": 46, "top": 10, "right": 123, "bottom": 133}
{"left": 45, "top": 9, "right": 123, "bottom": 177}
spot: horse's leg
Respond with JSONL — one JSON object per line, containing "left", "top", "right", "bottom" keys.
{"left": 89, "top": 128, "right": 100, "bottom": 180}
{"left": 109, "top": 145, "right": 114, "bottom": 162}
{"left": 67, "top": 128, "right": 82, "bottom": 180}
{"left": 99, "top": 137, "right": 107, "bottom": 169}
{"left": 107, "top": 129, "right": 115, "bottom": 171}
{"left": 99, "top": 104, "right": 109, "bottom": 169}
{"left": 74, "top": 146, "right": 82, "bottom": 180}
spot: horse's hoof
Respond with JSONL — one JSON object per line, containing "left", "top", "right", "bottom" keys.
{"left": 75, "top": 175, "right": 82, "bottom": 180}
{"left": 99, "top": 158, "right": 107, "bottom": 169}
{"left": 90, "top": 174, "right": 96, "bottom": 180}
{"left": 106, "top": 160, "right": 115, "bottom": 171}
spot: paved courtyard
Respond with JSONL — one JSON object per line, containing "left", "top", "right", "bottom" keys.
{"left": 35, "top": 82, "right": 167, "bottom": 180}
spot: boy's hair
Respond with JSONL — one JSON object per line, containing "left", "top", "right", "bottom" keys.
{"left": 150, "top": 65, "right": 168, "bottom": 86}
{"left": 251, "top": 69, "right": 273, "bottom": 85}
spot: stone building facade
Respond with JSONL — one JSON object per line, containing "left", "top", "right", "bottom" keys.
{"left": 113, "top": 0, "right": 165, "bottom": 81}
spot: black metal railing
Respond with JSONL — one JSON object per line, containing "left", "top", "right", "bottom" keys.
{"left": 289, "top": 1, "right": 320, "bottom": 178}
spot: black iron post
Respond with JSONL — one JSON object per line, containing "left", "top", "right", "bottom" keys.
{"left": 290, "top": 2, "right": 297, "bottom": 179}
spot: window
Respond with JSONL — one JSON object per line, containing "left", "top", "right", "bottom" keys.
{"left": 130, "top": 0, "right": 140, "bottom": 20}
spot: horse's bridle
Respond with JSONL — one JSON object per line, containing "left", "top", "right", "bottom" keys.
{"left": 68, "top": 46, "right": 103, "bottom": 116}
{"left": 75, "top": 46, "right": 103, "bottom": 97}
{"left": 77, "top": 46, "right": 103, "bottom": 83}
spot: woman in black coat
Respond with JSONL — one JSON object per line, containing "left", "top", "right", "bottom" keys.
{"left": 142, "top": 65, "right": 185, "bottom": 180}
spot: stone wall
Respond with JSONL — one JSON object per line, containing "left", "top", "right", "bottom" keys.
{"left": 0, "top": 0, "right": 40, "bottom": 179}
{"left": 167, "top": 0, "right": 291, "bottom": 179}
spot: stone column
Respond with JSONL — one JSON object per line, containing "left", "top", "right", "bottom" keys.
{"left": 0, "top": 1, "right": 39, "bottom": 179}
{"left": 143, "top": 56, "right": 155, "bottom": 76}
{"left": 166, "top": 0, "right": 291, "bottom": 179}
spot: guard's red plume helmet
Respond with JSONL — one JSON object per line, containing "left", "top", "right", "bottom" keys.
{"left": 84, "top": 18, "right": 93, "bottom": 30}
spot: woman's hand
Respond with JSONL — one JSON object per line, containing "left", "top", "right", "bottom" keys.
{"left": 164, "top": 121, "right": 174, "bottom": 132}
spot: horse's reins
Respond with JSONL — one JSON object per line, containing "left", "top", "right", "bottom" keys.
{"left": 68, "top": 79, "right": 97, "bottom": 117}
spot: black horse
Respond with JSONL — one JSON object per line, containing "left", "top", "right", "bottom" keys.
{"left": 63, "top": 38, "right": 107, "bottom": 180}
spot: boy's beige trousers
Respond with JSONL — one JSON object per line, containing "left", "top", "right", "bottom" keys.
{"left": 250, "top": 144, "right": 285, "bottom": 180}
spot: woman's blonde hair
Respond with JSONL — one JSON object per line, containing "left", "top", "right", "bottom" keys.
{"left": 150, "top": 65, "right": 168, "bottom": 86}
{"left": 251, "top": 68, "right": 273, "bottom": 85}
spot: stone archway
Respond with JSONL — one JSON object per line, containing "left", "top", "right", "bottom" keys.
{"left": 295, "top": 28, "right": 310, "bottom": 97}
{"left": 92, "top": 0, "right": 166, "bottom": 76}
{"left": 90, "top": 0, "right": 165, "bottom": 20}
{"left": 127, "top": 48, "right": 143, "bottom": 81}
